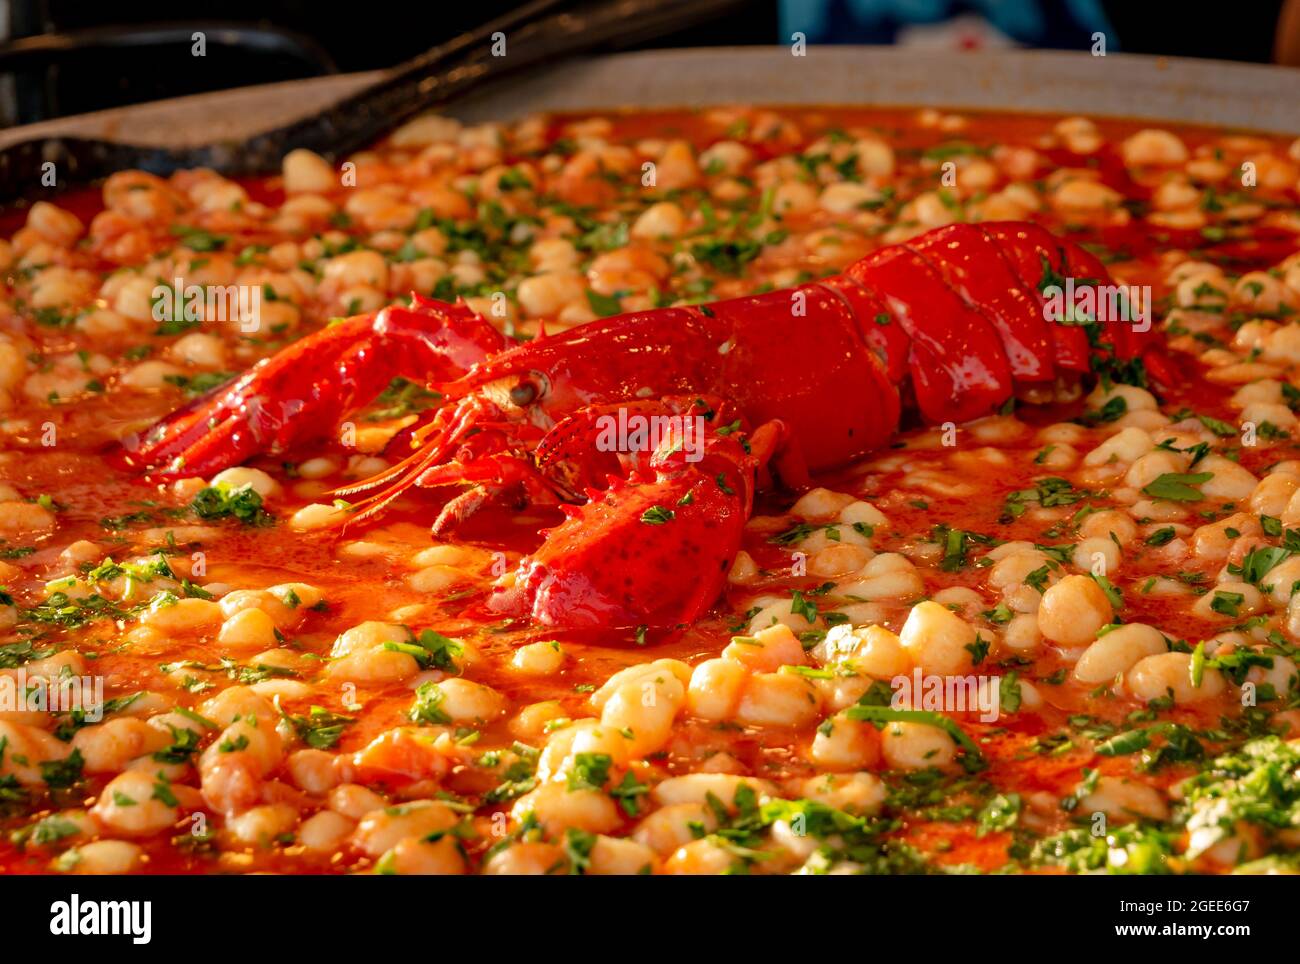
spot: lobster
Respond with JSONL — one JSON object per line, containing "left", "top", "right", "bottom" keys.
{"left": 117, "top": 221, "right": 1169, "bottom": 634}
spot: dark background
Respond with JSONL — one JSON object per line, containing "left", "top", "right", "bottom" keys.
{"left": 0, "top": 0, "right": 1291, "bottom": 127}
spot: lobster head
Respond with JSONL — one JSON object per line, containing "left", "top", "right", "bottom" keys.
{"left": 437, "top": 305, "right": 729, "bottom": 433}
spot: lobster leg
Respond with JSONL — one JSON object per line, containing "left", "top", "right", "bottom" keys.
{"left": 115, "top": 297, "right": 508, "bottom": 476}
{"left": 325, "top": 393, "right": 557, "bottom": 531}
{"left": 420, "top": 453, "right": 561, "bottom": 536}
{"left": 530, "top": 395, "right": 740, "bottom": 496}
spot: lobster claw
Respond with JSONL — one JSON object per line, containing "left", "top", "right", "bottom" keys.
{"left": 489, "top": 423, "right": 756, "bottom": 632}
{"left": 113, "top": 297, "right": 507, "bottom": 477}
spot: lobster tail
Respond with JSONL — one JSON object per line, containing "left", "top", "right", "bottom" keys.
{"left": 832, "top": 221, "right": 1168, "bottom": 425}
{"left": 122, "top": 220, "right": 1174, "bottom": 636}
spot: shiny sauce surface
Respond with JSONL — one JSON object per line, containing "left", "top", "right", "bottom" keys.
{"left": 0, "top": 106, "right": 1297, "bottom": 875}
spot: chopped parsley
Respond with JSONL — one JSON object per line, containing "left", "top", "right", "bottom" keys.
{"left": 1141, "top": 472, "right": 1213, "bottom": 502}
{"left": 190, "top": 483, "right": 274, "bottom": 526}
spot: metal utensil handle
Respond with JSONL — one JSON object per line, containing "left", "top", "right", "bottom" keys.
{"left": 240, "top": 0, "right": 743, "bottom": 168}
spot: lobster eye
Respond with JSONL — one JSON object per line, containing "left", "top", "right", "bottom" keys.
{"left": 509, "top": 377, "right": 540, "bottom": 407}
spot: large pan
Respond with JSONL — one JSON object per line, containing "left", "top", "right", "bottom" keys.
{"left": 0, "top": 46, "right": 1295, "bottom": 161}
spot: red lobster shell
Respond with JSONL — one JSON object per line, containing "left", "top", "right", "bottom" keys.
{"left": 120, "top": 221, "right": 1169, "bottom": 635}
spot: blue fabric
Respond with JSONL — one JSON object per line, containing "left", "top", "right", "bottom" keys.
{"left": 779, "top": 0, "right": 1116, "bottom": 50}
